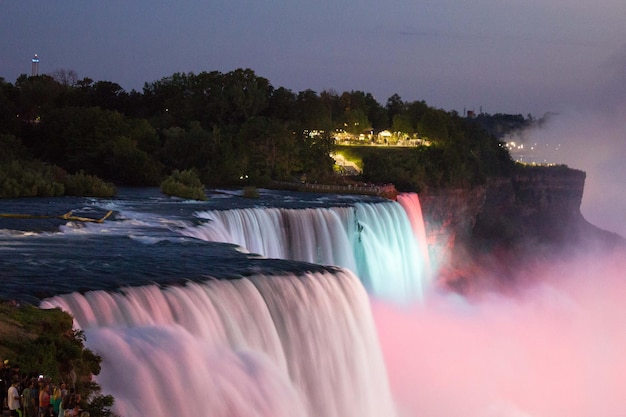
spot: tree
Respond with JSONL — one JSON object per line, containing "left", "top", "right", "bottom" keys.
{"left": 386, "top": 93, "right": 406, "bottom": 121}
{"left": 103, "top": 135, "right": 162, "bottom": 185}
{"left": 297, "top": 130, "right": 334, "bottom": 181}
{"left": 15, "top": 74, "right": 64, "bottom": 122}
{"left": 391, "top": 114, "right": 413, "bottom": 135}
{"left": 51, "top": 69, "right": 79, "bottom": 87}
{"left": 419, "top": 108, "right": 449, "bottom": 142}
{"left": 161, "top": 122, "right": 213, "bottom": 172}
{"left": 406, "top": 100, "right": 429, "bottom": 133}
{"left": 142, "top": 72, "right": 194, "bottom": 128}
{"left": 295, "top": 89, "right": 332, "bottom": 131}
{"left": 90, "top": 81, "right": 127, "bottom": 111}
{"left": 221, "top": 68, "right": 271, "bottom": 124}
{"left": 338, "top": 91, "right": 376, "bottom": 135}
{"left": 0, "top": 78, "right": 17, "bottom": 134}
{"left": 342, "top": 108, "right": 371, "bottom": 135}
{"left": 265, "top": 87, "right": 298, "bottom": 121}
{"left": 237, "top": 117, "right": 297, "bottom": 182}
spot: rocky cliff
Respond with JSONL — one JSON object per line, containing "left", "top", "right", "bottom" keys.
{"left": 419, "top": 165, "right": 623, "bottom": 294}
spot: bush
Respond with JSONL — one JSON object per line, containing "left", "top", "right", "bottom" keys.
{"left": 160, "top": 169, "right": 207, "bottom": 201}
{"left": 242, "top": 186, "right": 260, "bottom": 199}
{"left": 63, "top": 171, "right": 117, "bottom": 197}
{"left": 0, "top": 160, "right": 65, "bottom": 198}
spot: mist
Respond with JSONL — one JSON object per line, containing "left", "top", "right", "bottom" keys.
{"left": 507, "top": 44, "right": 626, "bottom": 238}
{"left": 373, "top": 246, "right": 626, "bottom": 417}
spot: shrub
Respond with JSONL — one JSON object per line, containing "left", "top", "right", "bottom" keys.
{"left": 242, "top": 186, "right": 260, "bottom": 199}
{"left": 0, "top": 160, "right": 65, "bottom": 198}
{"left": 160, "top": 169, "right": 207, "bottom": 201}
{"left": 63, "top": 171, "right": 117, "bottom": 197}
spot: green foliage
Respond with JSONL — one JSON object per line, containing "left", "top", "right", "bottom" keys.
{"left": 161, "top": 122, "right": 214, "bottom": 171}
{"left": 237, "top": 117, "right": 299, "bottom": 182}
{"left": 160, "top": 169, "right": 207, "bottom": 200}
{"left": 0, "top": 134, "right": 29, "bottom": 162}
{"left": 0, "top": 135, "right": 116, "bottom": 198}
{"left": 350, "top": 117, "right": 515, "bottom": 192}
{"left": 391, "top": 114, "right": 413, "bottom": 135}
{"left": 0, "top": 161, "right": 117, "bottom": 199}
{"left": 0, "top": 159, "right": 65, "bottom": 198}
{"left": 1, "top": 68, "right": 516, "bottom": 192}
{"left": 62, "top": 171, "right": 117, "bottom": 197}
{"left": 0, "top": 303, "right": 118, "bottom": 417}
{"left": 242, "top": 186, "right": 260, "bottom": 199}
{"left": 83, "top": 387, "right": 119, "bottom": 417}
{"left": 419, "top": 108, "right": 449, "bottom": 142}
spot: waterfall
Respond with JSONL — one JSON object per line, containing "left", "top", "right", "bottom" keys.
{"left": 182, "top": 194, "right": 431, "bottom": 301}
{"left": 41, "top": 270, "right": 397, "bottom": 417}
{"left": 397, "top": 193, "right": 432, "bottom": 279}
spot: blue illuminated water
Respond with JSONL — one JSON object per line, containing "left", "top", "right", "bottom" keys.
{"left": 0, "top": 187, "right": 430, "bottom": 303}
{"left": 1, "top": 187, "right": 432, "bottom": 417}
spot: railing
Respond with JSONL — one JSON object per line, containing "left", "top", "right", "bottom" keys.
{"left": 271, "top": 182, "right": 398, "bottom": 199}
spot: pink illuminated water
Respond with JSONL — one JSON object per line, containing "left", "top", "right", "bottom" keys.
{"left": 36, "top": 192, "right": 626, "bottom": 417}
{"left": 41, "top": 271, "right": 397, "bottom": 417}
{"left": 397, "top": 193, "right": 431, "bottom": 279}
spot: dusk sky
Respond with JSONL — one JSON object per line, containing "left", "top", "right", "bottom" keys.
{"left": 2, "top": 0, "right": 625, "bottom": 235}
{"left": 1, "top": 0, "right": 625, "bottom": 116}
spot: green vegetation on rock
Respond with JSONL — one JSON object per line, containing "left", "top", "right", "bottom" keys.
{"left": 0, "top": 301, "right": 118, "bottom": 417}
{"left": 242, "top": 186, "right": 260, "bottom": 199}
{"left": 160, "top": 169, "right": 207, "bottom": 200}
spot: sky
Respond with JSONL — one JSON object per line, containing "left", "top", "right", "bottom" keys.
{"left": 1, "top": 0, "right": 625, "bottom": 235}
{"left": 1, "top": 0, "right": 624, "bottom": 116}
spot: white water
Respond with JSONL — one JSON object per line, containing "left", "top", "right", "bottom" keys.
{"left": 182, "top": 196, "right": 431, "bottom": 302}
{"left": 41, "top": 270, "right": 397, "bottom": 417}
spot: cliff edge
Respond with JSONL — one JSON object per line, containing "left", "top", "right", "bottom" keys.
{"left": 420, "top": 165, "right": 624, "bottom": 294}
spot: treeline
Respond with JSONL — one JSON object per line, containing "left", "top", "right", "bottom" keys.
{"left": 0, "top": 68, "right": 514, "bottom": 196}
{"left": 356, "top": 111, "right": 516, "bottom": 191}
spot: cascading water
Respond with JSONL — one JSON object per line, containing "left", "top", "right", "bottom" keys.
{"left": 181, "top": 195, "right": 431, "bottom": 301}
{"left": 41, "top": 270, "right": 397, "bottom": 417}
{"left": 6, "top": 187, "right": 625, "bottom": 416}
{"left": 396, "top": 193, "right": 431, "bottom": 278}
{"left": 2, "top": 189, "right": 436, "bottom": 417}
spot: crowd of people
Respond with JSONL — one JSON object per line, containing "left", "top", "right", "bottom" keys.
{"left": 0, "top": 360, "right": 89, "bottom": 417}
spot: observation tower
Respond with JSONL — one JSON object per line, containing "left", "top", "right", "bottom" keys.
{"left": 31, "top": 54, "right": 40, "bottom": 76}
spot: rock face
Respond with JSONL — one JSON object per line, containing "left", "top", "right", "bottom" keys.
{"left": 476, "top": 166, "right": 586, "bottom": 245}
{"left": 419, "top": 166, "right": 623, "bottom": 293}
{"left": 419, "top": 186, "right": 486, "bottom": 275}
